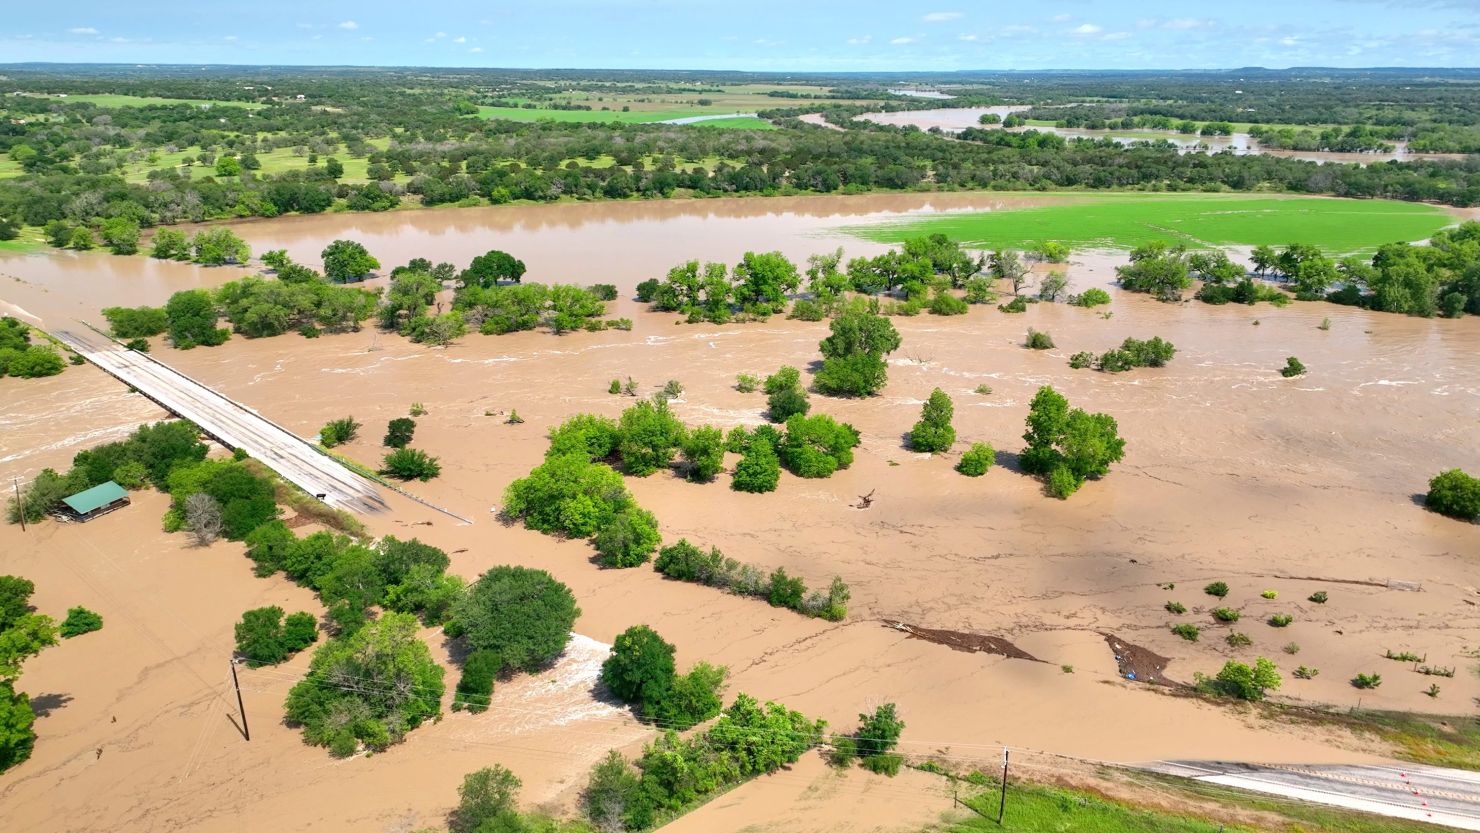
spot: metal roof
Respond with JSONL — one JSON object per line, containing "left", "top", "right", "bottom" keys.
{"left": 61, "top": 481, "right": 129, "bottom": 515}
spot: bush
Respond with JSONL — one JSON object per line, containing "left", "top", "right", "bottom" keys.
{"left": 1225, "top": 631, "right": 1252, "bottom": 648}
{"left": 383, "top": 417, "right": 416, "bottom": 448}
{"left": 1268, "top": 614, "right": 1293, "bottom": 627}
{"left": 124, "top": 338, "right": 150, "bottom": 352}
{"left": 1352, "top": 673, "right": 1382, "bottom": 689}
{"left": 928, "top": 291, "right": 968, "bottom": 316}
{"left": 453, "top": 649, "right": 499, "bottom": 713}
{"left": 617, "top": 399, "right": 683, "bottom": 476}
{"left": 319, "top": 417, "right": 360, "bottom": 448}
{"left": 1308, "top": 591, "right": 1329, "bottom": 604}
{"left": 735, "top": 373, "right": 759, "bottom": 393}
{"left": 732, "top": 437, "right": 781, "bottom": 493}
{"left": 102, "top": 306, "right": 168, "bottom": 338}
{"left": 58, "top": 606, "right": 103, "bottom": 638}
{"left": 381, "top": 448, "right": 441, "bottom": 481}
{"left": 1204, "top": 581, "right": 1229, "bottom": 598}
{"left": 1281, "top": 356, "right": 1307, "bottom": 378}
{"left": 449, "top": 566, "right": 579, "bottom": 674}
{"left": 779, "top": 414, "right": 860, "bottom": 478}
{"left": 0, "top": 682, "right": 36, "bottom": 774}
{"left": 635, "top": 278, "right": 660, "bottom": 302}
{"left": 1172, "top": 623, "right": 1201, "bottom": 642}
{"left": 593, "top": 508, "right": 661, "bottom": 568}
{"left": 679, "top": 425, "right": 726, "bottom": 482}
{"left": 1261, "top": 590, "right": 1278, "bottom": 600}
{"left": 1425, "top": 469, "right": 1480, "bottom": 521}
{"left": 1203, "top": 657, "right": 1281, "bottom": 701}
{"left": 608, "top": 378, "right": 621, "bottom": 394}
{"left": 547, "top": 413, "right": 621, "bottom": 461}
{"left": 768, "top": 567, "right": 806, "bottom": 609}
{"left": 503, "top": 454, "right": 633, "bottom": 537}
{"left": 1068, "top": 351, "right": 1095, "bottom": 369}
{"left": 1069, "top": 288, "right": 1111, "bottom": 307}
{"left": 1025, "top": 329, "right": 1055, "bottom": 350}
{"left": 910, "top": 388, "right": 956, "bottom": 453}
{"left": 450, "top": 765, "right": 521, "bottom": 833}
{"left": 766, "top": 386, "right": 810, "bottom": 422}
{"left": 1212, "top": 607, "right": 1240, "bottom": 623}
{"left": 1294, "top": 666, "right": 1319, "bottom": 679}
{"left": 234, "top": 606, "right": 319, "bottom": 665}
{"left": 956, "top": 442, "right": 994, "bottom": 476}
{"left": 1021, "top": 386, "right": 1125, "bottom": 500}
{"left": 589, "top": 283, "right": 618, "bottom": 301}
{"left": 601, "top": 625, "right": 676, "bottom": 710}
{"left": 1165, "top": 601, "right": 1186, "bottom": 615}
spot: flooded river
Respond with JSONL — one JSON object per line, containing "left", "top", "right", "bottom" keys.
{"left": 858, "top": 106, "right": 1468, "bottom": 165}
{"left": 1, "top": 194, "right": 1478, "bottom": 832}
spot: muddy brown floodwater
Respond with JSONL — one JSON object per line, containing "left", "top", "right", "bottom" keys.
{"left": 1, "top": 193, "right": 1477, "bottom": 832}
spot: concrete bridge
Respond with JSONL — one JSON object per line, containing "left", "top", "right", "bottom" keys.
{"left": 53, "top": 327, "right": 391, "bottom": 515}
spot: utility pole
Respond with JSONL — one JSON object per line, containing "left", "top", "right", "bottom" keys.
{"left": 997, "top": 747, "right": 1009, "bottom": 825}
{"left": 12, "top": 477, "right": 24, "bottom": 532}
{"left": 230, "top": 657, "right": 250, "bottom": 741}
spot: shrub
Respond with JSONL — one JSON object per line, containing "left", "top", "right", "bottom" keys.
{"left": 1308, "top": 591, "right": 1328, "bottom": 604}
{"left": 0, "top": 682, "right": 36, "bottom": 773}
{"left": 1212, "top": 607, "right": 1240, "bottom": 623}
{"left": 1068, "top": 351, "right": 1095, "bottom": 369}
{"left": 779, "top": 414, "right": 859, "bottom": 478}
{"left": 235, "top": 606, "right": 317, "bottom": 665}
{"left": 679, "top": 425, "right": 726, "bottom": 482}
{"left": 58, "top": 606, "right": 103, "bottom": 638}
{"left": 766, "top": 386, "right": 810, "bottom": 422}
{"left": 973, "top": 384, "right": 992, "bottom": 395}
{"left": 449, "top": 566, "right": 579, "bottom": 674}
{"left": 1165, "top": 601, "right": 1187, "bottom": 615}
{"left": 998, "top": 296, "right": 1028, "bottom": 313}
{"left": 1204, "top": 581, "right": 1229, "bottom": 598}
{"left": 1203, "top": 657, "right": 1281, "bottom": 701}
{"left": 1352, "top": 673, "right": 1382, "bottom": 689}
{"left": 282, "top": 612, "right": 318, "bottom": 653}
{"left": 124, "top": 338, "right": 150, "bottom": 352}
{"left": 735, "top": 373, "right": 759, "bottom": 393}
{"left": 1020, "top": 386, "right": 1125, "bottom": 500}
{"left": 1425, "top": 469, "right": 1480, "bottom": 521}
{"left": 1280, "top": 356, "right": 1306, "bottom": 378}
{"left": 588, "top": 283, "right": 618, "bottom": 301}
{"left": 768, "top": 568, "right": 806, "bottom": 609}
{"left": 1225, "top": 631, "right": 1252, "bottom": 648}
{"left": 383, "top": 417, "right": 416, "bottom": 448}
{"left": 102, "top": 305, "right": 168, "bottom": 338}
{"left": 956, "top": 443, "right": 995, "bottom": 476}
{"left": 1069, "top": 288, "right": 1111, "bottom": 307}
{"left": 910, "top": 388, "right": 956, "bottom": 453}
{"left": 453, "top": 649, "right": 499, "bottom": 713}
{"left": 1261, "top": 590, "right": 1278, "bottom": 600}
{"left": 608, "top": 378, "right": 621, "bottom": 394}
{"left": 732, "top": 438, "right": 781, "bottom": 493}
{"left": 1293, "top": 666, "right": 1319, "bottom": 679}
{"left": 617, "top": 399, "right": 683, "bottom": 475}
{"left": 601, "top": 625, "right": 676, "bottom": 710}
{"left": 1283, "top": 642, "right": 1301, "bottom": 655}
{"left": 319, "top": 417, "right": 360, "bottom": 447}
{"left": 503, "top": 454, "right": 634, "bottom": 537}
{"left": 547, "top": 413, "right": 621, "bottom": 461}
{"left": 381, "top": 448, "right": 441, "bottom": 481}
{"left": 928, "top": 291, "right": 968, "bottom": 316}
{"left": 661, "top": 379, "right": 684, "bottom": 399}
{"left": 1172, "top": 623, "right": 1201, "bottom": 642}
{"left": 1268, "top": 614, "right": 1293, "bottom": 628}
{"left": 449, "top": 765, "right": 521, "bottom": 833}
{"left": 593, "top": 508, "right": 661, "bottom": 568}
{"left": 1025, "top": 328, "right": 1055, "bottom": 350}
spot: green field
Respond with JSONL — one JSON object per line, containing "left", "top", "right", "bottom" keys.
{"left": 938, "top": 780, "right": 1437, "bottom": 833}
{"left": 852, "top": 194, "right": 1455, "bottom": 253}
{"left": 0, "top": 154, "right": 22, "bottom": 179}
{"left": 688, "top": 116, "right": 777, "bottom": 130}
{"left": 476, "top": 106, "right": 705, "bottom": 123}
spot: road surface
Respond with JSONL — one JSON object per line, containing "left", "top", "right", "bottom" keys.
{"left": 654, "top": 112, "right": 759, "bottom": 124}
{"left": 1151, "top": 760, "right": 1480, "bottom": 830}
{"left": 53, "top": 327, "right": 389, "bottom": 515}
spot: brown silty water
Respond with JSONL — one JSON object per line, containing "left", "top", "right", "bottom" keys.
{"left": 0, "top": 194, "right": 1476, "bottom": 832}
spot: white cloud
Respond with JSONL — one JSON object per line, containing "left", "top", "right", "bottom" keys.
{"left": 890, "top": 36, "right": 918, "bottom": 44}
{"left": 1051, "top": 13, "right": 1072, "bottom": 23}
{"left": 469, "top": 47, "right": 483, "bottom": 53}
{"left": 1103, "top": 31, "right": 1132, "bottom": 40}
{"left": 846, "top": 35, "right": 871, "bottom": 45}
{"left": 958, "top": 33, "right": 980, "bottom": 41}
{"left": 435, "top": 31, "right": 447, "bottom": 38}
{"left": 68, "top": 27, "right": 99, "bottom": 35}
{"left": 754, "top": 38, "right": 783, "bottom": 46}
{"left": 338, "top": 20, "right": 358, "bottom": 30}
{"left": 1163, "top": 18, "right": 1212, "bottom": 30}
{"left": 1072, "top": 23, "right": 1102, "bottom": 35}
{"left": 923, "top": 11, "right": 963, "bottom": 22}
{"left": 453, "top": 36, "right": 466, "bottom": 43}
{"left": 1280, "top": 35, "right": 1301, "bottom": 46}
{"left": 223, "top": 35, "right": 238, "bottom": 41}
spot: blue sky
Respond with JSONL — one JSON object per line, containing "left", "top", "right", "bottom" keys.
{"left": 2, "top": 1, "right": 1478, "bottom": 70}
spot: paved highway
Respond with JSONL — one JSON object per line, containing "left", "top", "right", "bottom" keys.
{"left": 54, "top": 327, "right": 390, "bottom": 515}
{"left": 1152, "top": 760, "right": 1480, "bottom": 830}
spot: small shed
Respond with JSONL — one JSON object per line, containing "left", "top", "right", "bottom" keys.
{"left": 61, "top": 481, "right": 131, "bottom": 522}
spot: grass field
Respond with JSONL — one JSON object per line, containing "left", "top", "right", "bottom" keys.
{"left": 19, "top": 93, "right": 264, "bottom": 109}
{"left": 0, "top": 154, "right": 22, "bottom": 179}
{"left": 852, "top": 194, "right": 1455, "bottom": 253}
{"left": 939, "top": 779, "right": 1441, "bottom": 833}
{"left": 476, "top": 106, "right": 707, "bottom": 123}
{"left": 688, "top": 116, "right": 776, "bottom": 130}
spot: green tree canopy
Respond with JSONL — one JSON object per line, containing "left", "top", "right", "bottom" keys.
{"left": 450, "top": 566, "right": 580, "bottom": 674}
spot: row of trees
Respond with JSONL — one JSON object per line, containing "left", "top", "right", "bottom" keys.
{"left": 1069, "top": 337, "right": 1177, "bottom": 373}
{"left": 653, "top": 539, "right": 850, "bottom": 621}
{"left": 0, "top": 577, "right": 59, "bottom": 773}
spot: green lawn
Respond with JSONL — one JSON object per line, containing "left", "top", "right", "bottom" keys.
{"left": 35, "top": 93, "right": 264, "bottom": 109}
{"left": 851, "top": 194, "right": 1455, "bottom": 254}
{"left": 687, "top": 116, "right": 777, "bottom": 130}
{"left": 0, "top": 154, "right": 22, "bottom": 179}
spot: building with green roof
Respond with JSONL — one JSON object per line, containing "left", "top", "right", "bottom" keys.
{"left": 60, "top": 481, "right": 131, "bottom": 521}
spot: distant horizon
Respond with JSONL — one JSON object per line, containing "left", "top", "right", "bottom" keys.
{"left": 3, "top": 2, "right": 1479, "bottom": 71}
